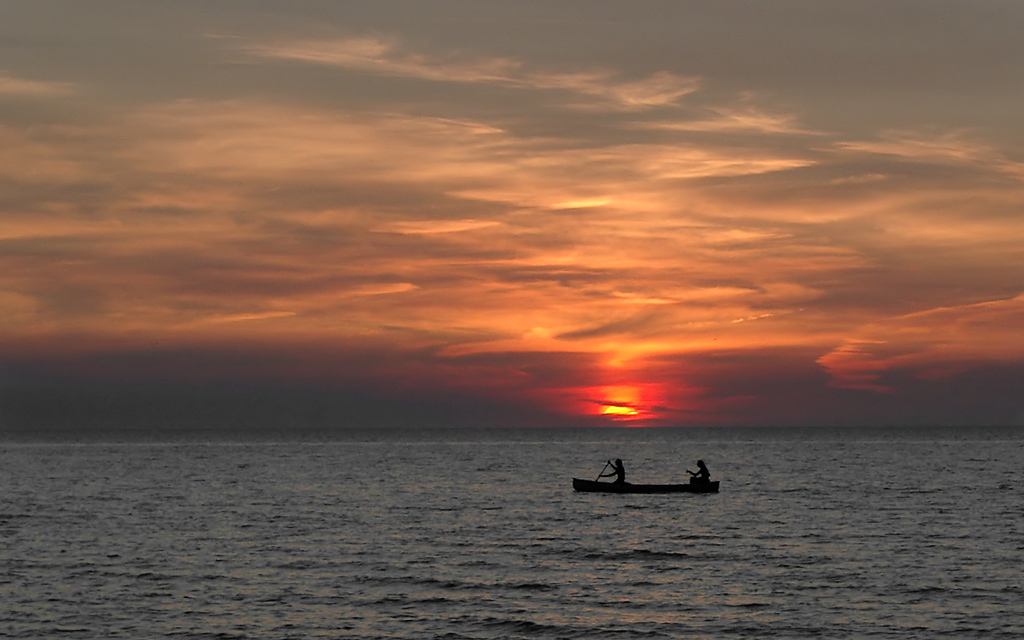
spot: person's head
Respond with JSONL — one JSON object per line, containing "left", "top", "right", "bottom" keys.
{"left": 697, "top": 460, "right": 706, "bottom": 468}
{"left": 615, "top": 458, "right": 622, "bottom": 465}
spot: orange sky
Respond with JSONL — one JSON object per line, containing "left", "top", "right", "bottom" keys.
{"left": 2, "top": 2, "right": 1024, "bottom": 430}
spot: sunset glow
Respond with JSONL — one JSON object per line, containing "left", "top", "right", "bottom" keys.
{"left": 601, "top": 405, "right": 640, "bottom": 418}
{"left": 597, "top": 385, "right": 644, "bottom": 420}
{"left": 2, "top": 2, "right": 1023, "bottom": 430}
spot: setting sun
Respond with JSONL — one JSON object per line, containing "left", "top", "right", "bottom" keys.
{"left": 600, "top": 404, "right": 640, "bottom": 418}
{"left": 594, "top": 384, "right": 647, "bottom": 421}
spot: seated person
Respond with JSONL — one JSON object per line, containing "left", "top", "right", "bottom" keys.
{"left": 599, "top": 458, "right": 626, "bottom": 484}
{"left": 687, "top": 459, "right": 711, "bottom": 485}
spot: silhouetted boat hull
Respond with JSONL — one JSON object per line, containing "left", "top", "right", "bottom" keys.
{"left": 572, "top": 478, "right": 719, "bottom": 494}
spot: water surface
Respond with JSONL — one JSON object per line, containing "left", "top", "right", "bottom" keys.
{"left": 2, "top": 427, "right": 1021, "bottom": 638}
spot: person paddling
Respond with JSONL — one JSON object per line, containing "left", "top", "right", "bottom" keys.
{"left": 599, "top": 458, "right": 626, "bottom": 484}
{"left": 687, "top": 460, "right": 710, "bottom": 485}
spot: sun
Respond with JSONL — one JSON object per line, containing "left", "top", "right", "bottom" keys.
{"left": 561, "top": 381, "right": 675, "bottom": 424}
{"left": 600, "top": 404, "right": 640, "bottom": 417}
{"left": 596, "top": 384, "right": 645, "bottom": 421}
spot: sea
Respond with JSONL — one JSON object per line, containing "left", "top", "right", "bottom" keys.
{"left": 1, "top": 426, "right": 1021, "bottom": 639}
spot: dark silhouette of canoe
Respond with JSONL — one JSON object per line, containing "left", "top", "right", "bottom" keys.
{"left": 572, "top": 478, "right": 719, "bottom": 494}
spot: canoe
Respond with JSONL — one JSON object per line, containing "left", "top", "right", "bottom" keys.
{"left": 572, "top": 478, "right": 719, "bottom": 494}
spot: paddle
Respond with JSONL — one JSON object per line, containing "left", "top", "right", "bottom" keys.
{"left": 595, "top": 460, "right": 611, "bottom": 481}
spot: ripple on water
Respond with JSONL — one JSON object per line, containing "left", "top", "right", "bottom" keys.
{"left": 1, "top": 430, "right": 1022, "bottom": 639}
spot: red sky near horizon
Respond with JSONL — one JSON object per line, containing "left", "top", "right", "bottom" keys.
{"left": 2, "top": 2, "right": 1024, "bottom": 429}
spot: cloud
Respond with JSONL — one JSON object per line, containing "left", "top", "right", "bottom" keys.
{"left": 118, "top": 101, "right": 510, "bottom": 183}
{"left": 644, "top": 105, "right": 820, "bottom": 136}
{"left": 108, "top": 99, "right": 815, "bottom": 223}
{"left": 817, "top": 294, "right": 1024, "bottom": 392}
{"left": 3, "top": 36, "right": 1023, "bottom": 429}
{"left": 379, "top": 219, "right": 502, "bottom": 235}
{"left": 0, "top": 72, "right": 76, "bottom": 97}
{"left": 349, "top": 283, "right": 419, "bottom": 296}
{"left": 837, "top": 130, "right": 1024, "bottom": 180}
{"left": 199, "top": 311, "right": 298, "bottom": 325}
{"left": 0, "top": 124, "right": 99, "bottom": 185}
{"left": 816, "top": 339, "right": 896, "bottom": 393}
{"left": 3, "top": 94, "right": 1015, "bottom": 365}
{"left": 240, "top": 36, "right": 699, "bottom": 110}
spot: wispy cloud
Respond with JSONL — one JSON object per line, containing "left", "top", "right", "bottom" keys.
{"left": 644, "top": 106, "right": 820, "bottom": 136}
{"left": 379, "top": 220, "right": 503, "bottom": 235}
{"left": 114, "top": 100, "right": 815, "bottom": 217}
{"left": 818, "top": 294, "right": 1024, "bottom": 392}
{"left": 4, "top": 95, "right": 1016, "bottom": 357}
{"left": 838, "top": 130, "right": 1024, "bottom": 180}
{"left": 200, "top": 311, "right": 297, "bottom": 325}
{"left": 240, "top": 36, "right": 699, "bottom": 110}
{"left": 0, "top": 124, "right": 97, "bottom": 184}
{"left": 0, "top": 72, "right": 76, "bottom": 97}
{"left": 816, "top": 339, "right": 896, "bottom": 393}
